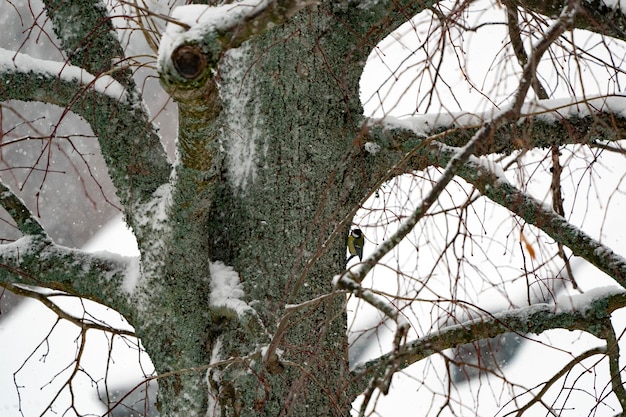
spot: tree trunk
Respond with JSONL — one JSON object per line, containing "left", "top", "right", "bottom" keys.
{"left": 147, "top": 6, "right": 367, "bottom": 416}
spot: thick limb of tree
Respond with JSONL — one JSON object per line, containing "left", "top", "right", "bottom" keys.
{"left": 351, "top": 290, "right": 626, "bottom": 395}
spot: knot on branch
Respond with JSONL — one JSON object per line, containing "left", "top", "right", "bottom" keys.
{"left": 172, "top": 45, "right": 208, "bottom": 80}
{"left": 159, "top": 43, "right": 217, "bottom": 100}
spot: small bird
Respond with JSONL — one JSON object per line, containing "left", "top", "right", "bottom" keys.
{"left": 346, "top": 228, "right": 364, "bottom": 266}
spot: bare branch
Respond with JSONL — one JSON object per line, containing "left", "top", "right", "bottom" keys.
{"left": 550, "top": 145, "right": 578, "bottom": 288}
{"left": 0, "top": 181, "right": 45, "bottom": 237}
{"left": 507, "top": 346, "right": 607, "bottom": 416}
{"left": 2, "top": 282, "right": 136, "bottom": 337}
{"left": 603, "top": 322, "right": 626, "bottom": 411}
{"left": 435, "top": 143, "right": 626, "bottom": 287}
{"left": 506, "top": 2, "right": 551, "bottom": 100}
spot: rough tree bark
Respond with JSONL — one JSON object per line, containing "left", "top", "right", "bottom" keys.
{"left": 3, "top": 0, "right": 626, "bottom": 416}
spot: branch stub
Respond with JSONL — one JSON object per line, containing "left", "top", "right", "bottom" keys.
{"left": 172, "top": 45, "right": 207, "bottom": 80}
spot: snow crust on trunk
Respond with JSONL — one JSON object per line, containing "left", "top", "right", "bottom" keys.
{"left": 209, "top": 261, "right": 249, "bottom": 315}
{"left": 219, "top": 44, "right": 264, "bottom": 191}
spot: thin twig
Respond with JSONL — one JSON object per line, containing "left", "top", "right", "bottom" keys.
{"left": 509, "top": 346, "right": 606, "bottom": 417}
{"left": 3, "top": 282, "right": 136, "bottom": 337}
{"left": 603, "top": 322, "right": 626, "bottom": 411}
{"left": 506, "top": 2, "right": 579, "bottom": 290}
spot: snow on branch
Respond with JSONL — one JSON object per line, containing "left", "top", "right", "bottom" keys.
{"left": 0, "top": 236, "right": 138, "bottom": 318}
{"left": 366, "top": 105, "right": 626, "bottom": 177}
{"left": 158, "top": 0, "right": 312, "bottom": 85}
{"left": 0, "top": 47, "right": 127, "bottom": 102}
{"left": 0, "top": 47, "right": 171, "bottom": 229}
{"left": 350, "top": 287, "right": 626, "bottom": 396}
{"left": 209, "top": 261, "right": 252, "bottom": 317}
{"left": 377, "top": 93, "right": 626, "bottom": 140}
